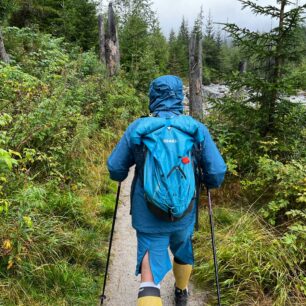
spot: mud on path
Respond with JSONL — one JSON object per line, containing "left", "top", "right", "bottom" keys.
{"left": 103, "top": 170, "right": 207, "bottom": 306}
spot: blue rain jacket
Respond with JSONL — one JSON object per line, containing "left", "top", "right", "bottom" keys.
{"left": 107, "top": 75, "right": 227, "bottom": 234}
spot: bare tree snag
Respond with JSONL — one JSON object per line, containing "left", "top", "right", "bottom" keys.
{"left": 0, "top": 28, "right": 10, "bottom": 63}
{"left": 238, "top": 60, "right": 247, "bottom": 74}
{"left": 98, "top": 14, "right": 106, "bottom": 64}
{"left": 189, "top": 33, "right": 203, "bottom": 120}
{"left": 105, "top": 2, "right": 120, "bottom": 76}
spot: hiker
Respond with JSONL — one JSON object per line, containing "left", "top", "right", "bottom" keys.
{"left": 107, "top": 75, "right": 226, "bottom": 306}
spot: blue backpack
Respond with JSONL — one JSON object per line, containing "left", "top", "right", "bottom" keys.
{"left": 131, "top": 115, "right": 204, "bottom": 221}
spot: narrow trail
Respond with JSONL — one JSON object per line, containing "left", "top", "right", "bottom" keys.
{"left": 103, "top": 170, "right": 207, "bottom": 306}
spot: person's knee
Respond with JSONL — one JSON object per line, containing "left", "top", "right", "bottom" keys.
{"left": 174, "top": 257, "right": 188, "bottom": 265}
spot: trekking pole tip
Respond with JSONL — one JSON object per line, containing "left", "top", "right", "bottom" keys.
{"left": 100, "top": 294, "right": 106, "bottom": 305}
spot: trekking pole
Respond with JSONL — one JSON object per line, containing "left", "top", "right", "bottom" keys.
{"left": 207, "top": 189, "right": 221, "bottom": 306}
{"left": 100, "top": 182, "right": 121, "bottom": 305}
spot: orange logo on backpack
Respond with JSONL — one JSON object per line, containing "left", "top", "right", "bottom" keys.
{"left": 182, "top": 157, "right": 190, "bottom": 164}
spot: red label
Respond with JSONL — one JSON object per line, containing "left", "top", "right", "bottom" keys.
{"left": 182, "top": 157, "right": 190, "bottom": 164}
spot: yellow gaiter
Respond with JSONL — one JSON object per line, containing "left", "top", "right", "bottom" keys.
{"left": 173, "top": 261, "right": 192, "bottom": 290}
{"left": 137, "top": 287, "right": 162, "bottom": 306}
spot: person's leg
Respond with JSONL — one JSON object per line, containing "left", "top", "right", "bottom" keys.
{"left": 172, "top": 257, "right": 192, "bottom": 291}
{"left": 137, "top": 251, "right": 162, "bottom": 306}
{"left": 141, "top": 252, "right": 154, "bottom": 282}
{"left": 170, "top": 223, "right": 194, "bottom": 305}
{"left": 136, "top": 232, "right": 171, "bottom": 306}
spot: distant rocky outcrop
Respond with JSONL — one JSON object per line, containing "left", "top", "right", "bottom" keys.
{"left": 183, "top": 84, "right": 306, "bottom": 115}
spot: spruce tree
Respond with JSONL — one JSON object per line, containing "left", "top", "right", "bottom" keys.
{"left": 114, "top": 0, "right": 167, "bottom": 90}
{"left": 150, "top": 20, "right": 168, "bottom": 73}
{"left": 202, "top": 12, "right": 222, "bottom": 82}
{"left": 167, "top": 17, "right": 190, "bottom": 79}
{"left": 205, "top": 11, "right": 214, "bottom": 39}
{"left": 192, "top": 6, "right": 204, "bottom": 38}
{"left": 168, "top": 29, "right": 180, "bottom": 75}
{"left": 224, "top": 0, "right": 306, "bottom": 135}
{"left": 9, "top": 0, "right": 98, "bottom": 50}
{"left": 0, "top": 0, "right": 16, "bottom": 24}
{"left": 176, "top": 17, "right": 190, "bottom": 78}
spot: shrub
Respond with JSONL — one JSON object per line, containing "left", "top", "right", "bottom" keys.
{"left": 243, "top": 157, "right": 306, "bottom": 267}
{"left": 0, "top": 26, "right": 143, "bottom": 305}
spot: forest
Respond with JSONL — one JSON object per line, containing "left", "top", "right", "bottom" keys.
{"left": 0, "top": 0, "right": 305, "bottom": 305}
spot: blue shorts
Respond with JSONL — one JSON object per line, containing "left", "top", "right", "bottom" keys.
{"left": 135, "top": 223, "right": 195, "bottom": 284}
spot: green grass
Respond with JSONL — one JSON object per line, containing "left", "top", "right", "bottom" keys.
{"left": 193, "top": 207, "right": 306, "bottom": 306}
{"left": 0, "top": 183, "right": 116, "bottom": 306}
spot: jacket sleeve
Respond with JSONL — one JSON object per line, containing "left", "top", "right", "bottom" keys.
{"left": 198, "top": 123, "right": 227, "bottom": 189}
{"left": 107, "top": 124, "right": 136, "bottom": 182}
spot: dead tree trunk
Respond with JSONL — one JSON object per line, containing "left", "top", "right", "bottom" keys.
{"left": 238, "top": 60, "right": 247, "bottom": 74}
{"left": 105, "top": 2, "right": 120, "bottom": 76}
{"left": 189, "top": 33, "right": 203, "bottom": 120}
{"left": 0, "top": 28, "right": 10, "bottom": 63}
{"left": 98, "top": 14, "right": 106, "bottom": 64}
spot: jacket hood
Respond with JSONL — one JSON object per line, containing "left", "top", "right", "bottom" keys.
{"left": 149, "top": 75, "right": 184, "bottom": 114}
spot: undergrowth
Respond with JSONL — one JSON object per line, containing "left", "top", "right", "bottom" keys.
{"left": 193, "top": 205, "right": 306, "bottom": 306}
{"left": 0, "top": 27, "right": 142, "bottom": 305}
{"left": 0, "top": 135, "right": 117, "bottom": 305}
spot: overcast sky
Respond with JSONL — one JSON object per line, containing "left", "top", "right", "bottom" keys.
{"left": 151, "top": 0, "right": 304, "bottom": 38}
